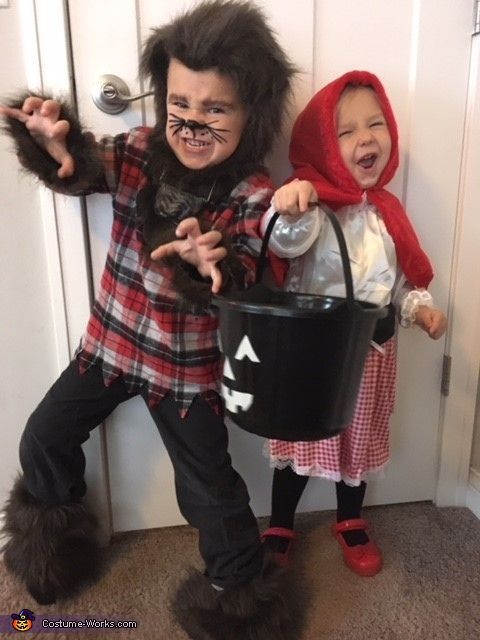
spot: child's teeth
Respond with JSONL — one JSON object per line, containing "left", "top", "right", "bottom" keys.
{"left": 358, "top": 154, "right": 375, "bottom": 168}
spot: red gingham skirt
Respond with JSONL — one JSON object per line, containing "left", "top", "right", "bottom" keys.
{"left": 266, "top": 336, "right": 397, "bottom": 486}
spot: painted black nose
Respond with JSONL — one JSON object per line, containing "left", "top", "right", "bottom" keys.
{"left": 184, "top": 119, "right": 207, "bottom": 131}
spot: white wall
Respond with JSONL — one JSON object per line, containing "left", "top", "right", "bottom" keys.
{"left": 0, "top": 3, "right": 59, "bottom": 507}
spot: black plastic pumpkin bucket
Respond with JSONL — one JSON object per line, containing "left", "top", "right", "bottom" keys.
{"left": 212, "top": 210, "right": 388, "bottom": 441}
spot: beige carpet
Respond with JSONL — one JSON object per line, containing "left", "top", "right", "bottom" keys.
{"left": 1, "top": 502, "right": 479, "bottom": 639}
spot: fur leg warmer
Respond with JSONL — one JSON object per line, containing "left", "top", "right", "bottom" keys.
{"left": 1, "top": 476, "right": 101, "bottom": 605}
{"left": 171, "top": 558, "right": 301, "bottom": 640}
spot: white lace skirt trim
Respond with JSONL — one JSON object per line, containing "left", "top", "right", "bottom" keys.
{"left": 262, "top": 442, "right": 389, "bottom": 486}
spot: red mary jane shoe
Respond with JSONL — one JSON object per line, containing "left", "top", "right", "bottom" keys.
{"left": 261, "top": 527, "right": 295, "bottom": 568}
{"left": 331, "top": 518, "right": 383, "bottom": 577}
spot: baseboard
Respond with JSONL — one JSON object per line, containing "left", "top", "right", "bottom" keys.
{"left": 466, "top": 467, "right": 480, "bottom": 520}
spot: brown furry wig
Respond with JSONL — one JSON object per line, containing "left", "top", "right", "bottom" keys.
{"left": 140, "top": 0, "right": 296, "bottom": 166}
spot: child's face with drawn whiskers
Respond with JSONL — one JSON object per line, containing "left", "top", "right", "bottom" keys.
{"left": 336, "top": 86, "right": 392, "bottom": 189}
{"left": 166, "top": 58, "right": 247, "bottom": 171}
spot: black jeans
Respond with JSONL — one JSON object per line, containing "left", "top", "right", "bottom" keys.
{"left": 19, "top": 360, "right": 263, "bottom": 588}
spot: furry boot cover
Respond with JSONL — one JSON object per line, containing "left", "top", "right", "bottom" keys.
{"left": 2, "top": 476, "right": 101, "bottom": 605}
{"left": 171, "top": 558, "right": 301, "bottom": 640}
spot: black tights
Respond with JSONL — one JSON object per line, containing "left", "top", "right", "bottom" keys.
{"left": 267, "top": 467, "right": 369, "bottom": 548}
{"left": 336, "top": 477, "right": 367, "bottom": 522}
{"left": 270, "top": 466, "right": 309, "bottom": 530}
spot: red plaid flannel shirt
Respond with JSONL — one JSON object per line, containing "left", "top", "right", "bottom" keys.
{"left": 74, "top": 127, "right": 274, "bottom": 414}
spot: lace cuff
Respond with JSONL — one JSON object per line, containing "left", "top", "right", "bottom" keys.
{"left": 400, "top": 289, "right": 433, "bottom": 328}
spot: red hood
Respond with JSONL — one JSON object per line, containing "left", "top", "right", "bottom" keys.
{"left": 288, "top": 70, "right": 433, "bottom": 288}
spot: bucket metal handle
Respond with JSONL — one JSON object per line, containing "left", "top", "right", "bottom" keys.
{"left": 257, "top": 208, "right": 355, "bottom": 307}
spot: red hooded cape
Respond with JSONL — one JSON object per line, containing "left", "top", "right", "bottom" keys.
{"left": 288, "top": 70, "right": 433, "bottom": 288}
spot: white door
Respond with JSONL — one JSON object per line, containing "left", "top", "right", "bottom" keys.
{"left": 64, "top": 0, "right": 472, "bottom": 533}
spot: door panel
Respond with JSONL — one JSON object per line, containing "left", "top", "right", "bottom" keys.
{"left": 67, "top": 0, "right": 471, "bottom": 531}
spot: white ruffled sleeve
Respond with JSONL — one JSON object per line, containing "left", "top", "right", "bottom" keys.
{"left": 392, "top": 275, "right": 434, "bottom": 327}
{"left": 399, "top": 289, "right": 434, "bottom": 327}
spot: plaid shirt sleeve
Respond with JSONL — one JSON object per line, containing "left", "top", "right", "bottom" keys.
{"left": 214, "top": 174, "right": 275, "bottom": 289}
{"left": 70, "top": 132, "right": 129, "bottom": 196}
{"left": 95, "top": 133, "right": 129, "bottom": 195}
{"left": 46, "top": 132, "right": 130, "bottom": 197}
{"left": 218, "top": 174, "right": 289, "bottom": 288}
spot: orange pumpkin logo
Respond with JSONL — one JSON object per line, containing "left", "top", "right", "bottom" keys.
{"left": 11, "top": 609, "right": 35, "bottom": 632}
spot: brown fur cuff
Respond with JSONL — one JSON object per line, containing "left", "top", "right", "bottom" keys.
{"left": 2, "top": 93, "right": 103, "bottom": 192}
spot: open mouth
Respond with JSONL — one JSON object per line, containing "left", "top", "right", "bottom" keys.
{"left": 357, "top": 153, "right": 377, "bottom": 169}
{"left": 183, "top": 138, "right": 211, "bottom": 149}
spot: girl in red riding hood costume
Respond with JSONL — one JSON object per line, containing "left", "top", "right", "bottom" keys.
{"left": 260, "top": 70, "right": 447, "bottom": 576}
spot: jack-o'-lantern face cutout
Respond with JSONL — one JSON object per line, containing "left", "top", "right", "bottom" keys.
{"left": 220, "top": 335, "right": 260, "bottom": 414}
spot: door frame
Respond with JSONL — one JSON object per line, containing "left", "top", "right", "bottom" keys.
{"left": 28, "top": 0, "right": 477, "bottom": 513}
{"left": 436, "top": 32, "right": 480, "bottom": 509}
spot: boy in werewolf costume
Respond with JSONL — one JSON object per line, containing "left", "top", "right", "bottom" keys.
{"left": 0, "top": 1, "right": 298, "bottom": 637}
